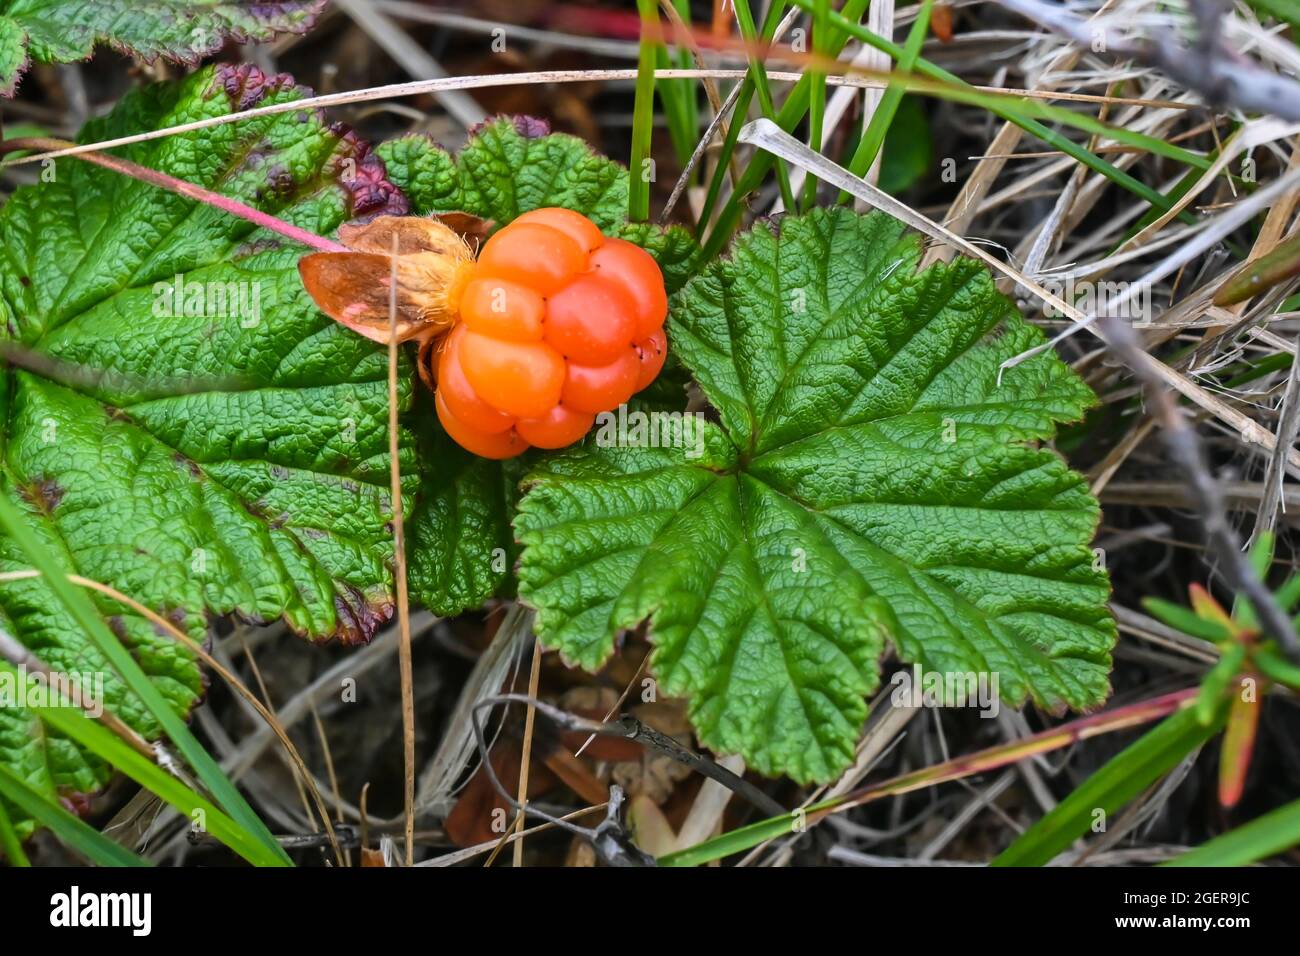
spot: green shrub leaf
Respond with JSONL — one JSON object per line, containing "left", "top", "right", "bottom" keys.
{"left": 516, "top": 208, "right": 1115, "bottom": 782}
{"left": 0, "top": 1, "right": 324, "bottom": 96}
{"left": 0, "top": 64, "right": 408, "bottom": 834}
{"left": 379, "top": 118, "right": 700, "bottom": 616}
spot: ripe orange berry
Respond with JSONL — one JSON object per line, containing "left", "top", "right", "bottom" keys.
{"left": 434, "top": 207, "right": 668, "bottom": 458}
{"left": 458, "top": 330, "right": 565, "bottom": 420}
{"left": 459, "top": 277, "right": 545, "bottom": 341}
{"left": 475, "top": 221, "right": 586, "bottom": 296}
{"left": 562, "top": 350, "right": 641, "bottom": 414}
{"left": 438, "top": 326, "right": 517, "bottom": 434}
{"left": 544, "top": 274, "right": 638, "bottom": 365}
{"left": 590, "top": 238, "right": 668, "bottom": 338}
{"left": 633, "top": 329, "right": 668, "bottom": 390}
{"left": 516, "top": 404, "right": 595, "bottom": 449}
{"left": 436, "top": 391, "right": 529, "bottom": 460}
{"left": 514, "top": 207, "right": 604, "bottom": 254}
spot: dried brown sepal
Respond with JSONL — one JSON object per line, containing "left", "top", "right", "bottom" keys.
{"left": 299, "top": 215, "right": 476, "bottom": 344}
{"left": 427, "top": 211, "right": 495, "bottom": 252}
{"left": 416, "top": 331, "right": 442, "bottom": 394}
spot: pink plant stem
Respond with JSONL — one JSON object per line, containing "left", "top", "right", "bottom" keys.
{"left": 815, "top": 685, "right": 1201, "bottom": 823}
{"left": 0, "top": 136, "right": 347, "bottom": 253}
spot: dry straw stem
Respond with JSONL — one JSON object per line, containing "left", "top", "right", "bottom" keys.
{"left": 384, "top": 234, "right": 417, "bottom": 867}
{"left": 744, "top": 691, "right": 922, "bottom": 867}
{"left": 926, "top": 0, "right": 1124, "bottom": 258}
{"left": 1100, "top": 313, "right": 1300, "bottom": 661}
{"left": 332, "top": 0, "right": 486, "bottom": 130}
{"left": 512, "top": 640, "right": 543, "bottom": 867}
{"left": 0, "top": 68, "right": 1190, "bottom": 171}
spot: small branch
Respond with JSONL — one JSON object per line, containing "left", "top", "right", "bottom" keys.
{"left": 469, "top": 696, "right": 653, "bottom": 867}
{"left": 1101, "top": 314, "right": 1300, "bottom": 663}
{"left": 993, "top": 0, "right": 1300, "bottom": 122}
{"left": 479, "top": 693, "right": 786, "bottom": 818}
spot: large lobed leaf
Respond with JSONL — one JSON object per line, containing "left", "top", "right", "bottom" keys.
{"left": 0, "top": 64, "right": 408, "bottom": 833}
{"left": 0, "top": 0, "right": 325, "bottom": 96}
{"left": 377, "top": 118, "right": 699, "bottom": 617}
{"left": 516, "top": 208, "right": 1115, "bottom": 782}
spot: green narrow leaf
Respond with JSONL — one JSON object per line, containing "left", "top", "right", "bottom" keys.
{"left": 1198, "top": 645, "right": 1244, "bottom": 724}
{"left": 0, "top": 786, "right": 29, "bottom": 864}
{"left": 703, "top": 0, "right": 1203, "bottom": 260}
{"left": 0, "top": 661, "right": 281, "bottom": 866}
{"left": 1245, "top": 0, "right": 1300, "bottom": 32}
{"left": 0, "top": 763, "right": 143, "bottom": 866}
{"left": 668, "top": 0, "right": 699, "bottom": 169}
{"left": 659, "top": 805, "right": 828, "bottom": 867}
{"left": 732, "top": 0, "right": 795, "bottom": 212}
{"left": 0, "top": 494, "right": 287, "bottom": 863}
{"left": 992, "top": 703, "right": 1225, "bottom": 866}
{"left": 629, "top": 0, "right": 659, "bottom": 222}
{"left": 1164, "top": 795, "right": 1300, "bottom": 866}
{"left": 799, "top": 0, "right": 830, "bottom": 211}
{"left": 1141, "top": 596, "right": 1233, "bottom": 643}
{"left": 876, "top": 97, "right": 933, "bottom": 194}
{"left": 699, "top": 0, "right": 872, "bottom": 230}
{"left": 839, "top": 0, "right": 932, "bottom": 201}
{"left": 518, "top": 209, "right": 1115, "bottom": 782}
{"left": 1215, "top": 232, "right": 1300, "bottom": 306}
{"left": 1254, "top": 647, "right": 1300, "bottom": 688}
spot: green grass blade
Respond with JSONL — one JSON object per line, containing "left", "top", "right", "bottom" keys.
{"left": 1164, "top": 795, "right": 1300, "bottom": 866}
{"left": 660, "top": 799, "right": 839, "bottom": 868}
{"left": 656, "top": 1, "right": 698, "bottom": 170}
{"left": 698, "top": 0, "right": 872, "bottom": 230}
{"left": 838, "top": 0, "right": 932, "bottom": 202}
{"left": 799, "top": 0, "right": 830, "bottom": 211}
{"left": 0, "top": 491, "right": 290, "bottom": 864}
{"left": 0, "top": 660, "right": 287, "bottom": 867}
{"left": 0, "top": 792, "right": 30, "bottom": 865}
{"left": 732, "top": 0, "right": 795, "bottom": 212}
{"left": 1246, "top": 0, "right": 1300, "bottom": 31}
{"left": 702, "top": 0, "right": 1203, "bottom": 259}
{"left": 991, "top": 703, "right": 1225, "bottom": 866}
{"left": 795, "top": 0, "right": 1205, "bottom": 173}
{"left": 629, "top": 0, "right": 660, "bottom": 222}
{"left": 0, "top": 763, "right": 145, "bottom": 866}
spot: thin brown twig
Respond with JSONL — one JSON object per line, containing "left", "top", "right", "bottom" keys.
{"left": 512, "top": 639, "right": 544, "bottom": 867}
{"left": 1100, "top": 314, "right": 1300, "bottom": 662}
{"left": 309, "top": 703, "right": 351, "bottom": 867}
{"left": 386, "top": 233, "right": 417, "bottom": 867}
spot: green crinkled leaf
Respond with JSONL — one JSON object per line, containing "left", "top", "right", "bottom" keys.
{"left": 0, "top": 64, "right": 409, "bottom": 835}
{"left": 516, "top": 208, "right": 1116, "bottom": 783}
{"left": 0, "top": 0, "right": 324, "bottom": 96}
{"left": 378, "top": 117, "right": 625, "bottom": 230}
{"left": 379, "top": 118, "right": 701, "bottom": 616}
{"left": 0, "top": 16, "right": 26, "bottom": 97}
